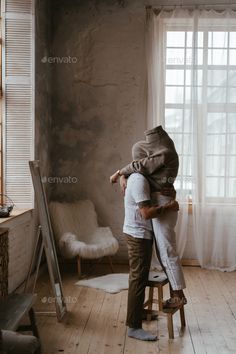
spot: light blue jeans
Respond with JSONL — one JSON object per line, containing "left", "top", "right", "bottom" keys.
{"left": 151, "top": 193, "right": 186, "bottom": 291}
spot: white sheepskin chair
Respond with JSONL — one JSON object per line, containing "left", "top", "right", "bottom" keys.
{"left": 50, "top": 200, "right": 119, "bottom": 276}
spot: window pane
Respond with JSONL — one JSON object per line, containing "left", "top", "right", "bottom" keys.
{"left": 186, "top": 48, "right": 203, "bottom": 65}
{"left": 165, "top": 86, "right": 184, "bottom": 103}
{"left": 183, "top": 179, "right": 193, "bottom": 191}
{"left": 229, "top": 156, "right": 236, "bottom": 176}
{"left": 165, "top": 109, "right": 183, "bottom": 132}
{"left": 183, "top": 134, "right": 192, "bottom": 154}
{"left": 229, "top": 70, "right": 236, "bottom": 86}
{"left": 187, "top": 31, "right": 192, "bottom": 47}
{"left": 228, "top": 113, "right": 236, "bottom": 133}
{"left": 208, "top": 49, "right": 227, "bottom": 65}
{"left": 186, "top": 69, "right": 203, "bottom": 85}
{"left": 183, "top": 109, "right": 192, "bottom": 133}
{"left": 207, "top": 87, "right": 226, "bottom": 103}
{"left": 197, "top": 32, "right": 203, "bottom": 47}
{"left": 168, "top": 133, "right": 182, "bottom": 153}
{"left": 182, "top": 155, "right": 192, "bottom": 175}
{"left": 166, "top": 70, "right": 184, "bottom": 85}
{"left": 229, "top": 50, "right": 236, "bottom": 65}
{"left": 229, "top": 134, "right": 236, "bottom": 154}
{"left": 185, "top": 87, "right": 202, "bottom": 103}
{"left": 230, "top": 32, "right": 236, "bottom": 48}
{"left": 207, "top": 113, "right": 226, "bottom": 133}
{"left": 208, "top": 70, "right": 227, "bottom": 86}
{"left": 206, "top": 135, "right": 226, "bottom": 155}
{"left": 167, "top": 31, "right": 185, "bottom": 47}
{"left": 166, "top": 48, "right": 185, "bottom": 65}
{"left": 187, "top": 31, "right": 203, "bottom": 47}
{"left": 208, "top": 31, "right": 228, "bottom": 48}
{"left": 206, "top": 156, "right": 225, "bottom": 176}
{"left": 206, "top": 177, "right": 225, "bottom": 197}
{"left": 178, "top": 161, "right": 193, "bottom": 190}
{"left": 229, "top": 88, "right": 236, "bottom": 103}
{"left": 228, "top": 178, "right": 236, "bottom": 197}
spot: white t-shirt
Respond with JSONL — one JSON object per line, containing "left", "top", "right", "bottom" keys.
{"left": 123, "top": 173, "right": 153, "bottom": 239}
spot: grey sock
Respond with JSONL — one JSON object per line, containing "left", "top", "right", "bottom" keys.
{"left": 128, "top": 328, "right": 158, "bottom": 341}
{"left": 1, "top": 330, "right": 39, "bottom": 354}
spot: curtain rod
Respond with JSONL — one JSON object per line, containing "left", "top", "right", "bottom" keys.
{"left": 146, "top": 3, "right": 236, "bottom": 7}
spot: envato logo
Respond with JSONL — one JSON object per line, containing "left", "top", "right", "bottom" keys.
{"left": 41, "top": 56, "right": 79, "bottom": 64}
{"left": 159, "top": 176, "right": 195, "bottom": 183}
{"left": 167, "top": 57, "right": 192, "bottom": 65}
{"left": 41, "top": 176, "right": 79, "bottom": 184}
{"left": 41, "top": 296, "right": 78, "bottom": 304}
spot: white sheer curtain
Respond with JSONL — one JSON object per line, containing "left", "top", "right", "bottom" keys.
{"left": 146, "top": 7, "right": 236, "bottom": 270}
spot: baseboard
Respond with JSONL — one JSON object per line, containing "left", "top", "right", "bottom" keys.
{"left": 181, "top": 259, "right": 200, "bottom": 267}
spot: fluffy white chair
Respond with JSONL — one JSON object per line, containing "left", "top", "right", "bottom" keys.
{"left": 50, "top": 200, "right": 119, "bottom": 276}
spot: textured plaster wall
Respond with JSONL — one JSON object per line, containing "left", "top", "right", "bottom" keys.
{"left": 35, "top": 0, "right": 52, "bottom": 180}
{"left": 50, "top": 0, "right": 148, "bottom": 260}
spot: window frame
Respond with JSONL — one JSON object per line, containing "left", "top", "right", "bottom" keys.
{"left": 1, "top": 0, "right": 35, "bottom": 209}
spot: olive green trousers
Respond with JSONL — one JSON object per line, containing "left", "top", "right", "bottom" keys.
{"left": 125, "top": 234, "right": 153, "bottom": 329}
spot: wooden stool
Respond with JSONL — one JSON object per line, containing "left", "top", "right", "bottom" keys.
{"left": 144, "top": 272, "right": 186, "bottom": 339}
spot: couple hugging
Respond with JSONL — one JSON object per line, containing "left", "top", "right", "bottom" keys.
{"left": 110, "top": 125, "right": 186, "bottom": 342}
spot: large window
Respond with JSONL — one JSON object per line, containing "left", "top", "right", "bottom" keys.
{"left": 163, "top": 27, "right": 236, "bottom": 202}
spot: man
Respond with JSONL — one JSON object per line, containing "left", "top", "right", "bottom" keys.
{"left": 111, "top": 126, "right": 186, "bottom": 307}
{"left": 123, "top": 143, "right": 179, "bottom": 341}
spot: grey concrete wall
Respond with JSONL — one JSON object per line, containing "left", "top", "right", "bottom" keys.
{"left": 35, "top": 0, "right": 52, "bottom": 181}
{"left": 50, "top": 0, "right": 148, "bottom": 260}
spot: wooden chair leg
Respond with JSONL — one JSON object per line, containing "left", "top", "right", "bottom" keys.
{"left": 148, "top": 287, "right": 154, "bottom": 311}
{"left": 108, "top": 256, "right": 114, "bottom": 273}
{"left": 167, "top": 313, "right": 174, "bottom": 339}
{"left": 169, "top": 282, "right": 174, "bottom": 298}
{"left": 147, "top": 286, "right": 154, "bottom": 321}
{"left": 158, "top": 285, "right": 164, "bottom": 311}
{"left": 77, "top": 256, "right": 81, "bottom": 277}
{"left": 180, "top": 306, "right": 186, "bottom": 327}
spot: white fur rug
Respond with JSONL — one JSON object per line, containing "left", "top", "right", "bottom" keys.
{"left": 75, "top": 271, "right": 167, "bottom": 294}
{"left": 75, "top": 273, "right": 129, "bottom": 294}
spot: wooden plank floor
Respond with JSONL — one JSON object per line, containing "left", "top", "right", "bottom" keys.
{"left": 34, "top": 266, "right": 236, "bottom": 354}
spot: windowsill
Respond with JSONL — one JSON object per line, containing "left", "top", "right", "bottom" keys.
{"left": 0, "top": 209, "right": 33, "bottom": 225}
